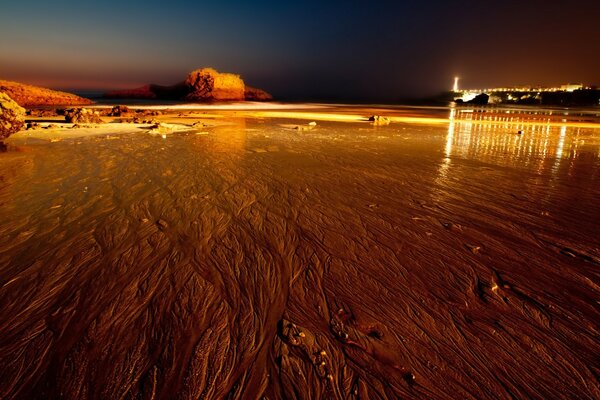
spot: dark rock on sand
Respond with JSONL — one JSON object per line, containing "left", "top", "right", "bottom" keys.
{"left": 368, "top": 115, "right": 390, "bottom": 125}
{"left": 26, "top": 109, "right": 60, "bottom": 118}
{"left": 108, "top": 105, "right": 131, "bottom": 117}
{"left": 103, "top": 84, "right": 159, "bottom": 100}
{"left": 0, "top": 92, "right": 26, "bottom": 140}
{"left": 0, "top": 80, "right": 93, "bottom": 107}
{"left": 455, "top": 93, "right": 489, "bottom": 106}
{"left": 26, "top": 122, "right": 42, "bottom": 130}
{"left": 64, "top": 108, "right": 103, "bottom": 124}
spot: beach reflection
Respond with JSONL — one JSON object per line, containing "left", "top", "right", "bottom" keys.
{"left": 440, "top": 107, "right": 599, "bottom": 178}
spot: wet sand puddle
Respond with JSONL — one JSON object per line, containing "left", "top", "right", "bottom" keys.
{"left": 1, "top": 109, "right": 599, "bottom": 399}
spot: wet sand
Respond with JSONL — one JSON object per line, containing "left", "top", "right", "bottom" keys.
{"left": 1, "top": 105, "right": 599, "bottom": 399}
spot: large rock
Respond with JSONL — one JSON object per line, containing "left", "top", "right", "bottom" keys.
{"left": 0, "top": 93, "right": 25, "bottom": 140}
{"left": 104, "top": 67, "right": 272, "bottom": 102}
{"left": 184, "top": 68, "right": 245, "bottom": 101}
{"left": 0, "top": 80, "right": 93, "bottom": 107}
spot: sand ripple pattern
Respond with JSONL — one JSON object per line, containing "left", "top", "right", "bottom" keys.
{"left": 1, "top": 118, "right": 599, "bottom": 399}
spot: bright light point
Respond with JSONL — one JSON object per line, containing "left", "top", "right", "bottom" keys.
{"left": 453, "top": 77, "right": 460, "bottom": 92}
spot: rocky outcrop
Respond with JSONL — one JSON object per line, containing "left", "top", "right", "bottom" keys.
{"left": 0, "top": 80, "right": 93, "bottom": 108}
{"left": 0, "top": 93, "right": 26, "bottom": 140}
{"left": 104, "top": 68, "right": 272, "bottom": 102}
{"left": 184, "top": 68, "right": 245, "bottom": 101}
{"left": 245, "top": 86, "right": 273, "bottom": 101}
{"left": 64, "top": 108, "right": 103, "bottom": 124}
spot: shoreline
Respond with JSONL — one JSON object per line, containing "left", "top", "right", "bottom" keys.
{"left": 9, "top": 103, "right": 600, "bottom": 143}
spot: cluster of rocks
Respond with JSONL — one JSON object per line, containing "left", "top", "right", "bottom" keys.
{"left": 0, "top": 93, "right": 25, "bottom": 140}
{"left": 26, "top": 109, "right": 59, "bottom": 118}
{"left": 123, "top": 117, "right": 160, "bottom": 124}
{"left": 25, "top": 122, "right": 93, "bottom": 130}
{"left": 98, "top": 105, "right": 164, "bottom": 122}
{"left": 64, "top": 108, "right": 103, "bottom": 124}
{"left": 26, "top": 122, "right": 42, "bottom": 130}
{"left": 99, "top": 106, "right": 163, "bottom": 124}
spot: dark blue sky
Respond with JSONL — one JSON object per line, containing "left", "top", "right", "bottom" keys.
{"left": 1, "top": 0, "right": 598, "bottom": 100}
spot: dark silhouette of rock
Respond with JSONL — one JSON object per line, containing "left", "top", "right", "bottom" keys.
{"left": 103, "top": 85, "right": 157, "bottom": 100}
{"left": 470, "top": 93, "right": 489, "bottom": 105}
{"left": 541, "top": 89, "right": 600, "bottom": 106}
{"left": 26, "top": 122, "right": 42, "bottom": 130}
{"left": 245, "top": 86, "right": 273, "bottom": 101}
{"left": 103, "top": 84, "right": 189, "bottom": 100}
{"left": 0, "top": 80, "right": 93, "bottom": 107}
{"left": 104, "top": 68, "right": 272, "bottom": 102}
{"left": 64, "top": 108, "right": 103, "bottom": 124}
{"left": 0, "top": 93, "right": 25, "bottom": 140}
{"left": 456, "top": 93, "right": 489, "bottom": 106}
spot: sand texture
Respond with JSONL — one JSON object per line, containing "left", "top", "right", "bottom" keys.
{"left": 0, "top": 106, "right": 599, "bottom": 399}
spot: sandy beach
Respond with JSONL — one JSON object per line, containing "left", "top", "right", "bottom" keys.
{"left": 1, "top": 104, "right": 599, "bottom": 399}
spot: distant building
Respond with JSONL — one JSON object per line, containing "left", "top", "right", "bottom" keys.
{"left": 560, "top": 83, "right": 583, "bottom": 92}
{"left": 450, "top": 81, "right": 598, "bottom": 106}
{"left": 454, "top": 83, "right": 588, "bottom": 95}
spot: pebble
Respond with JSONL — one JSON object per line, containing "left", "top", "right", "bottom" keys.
{"left": 156, "top": 219, "right": 168, "bottom": 230}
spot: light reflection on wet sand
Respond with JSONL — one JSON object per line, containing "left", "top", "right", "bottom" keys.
{"left": 0, "top": 106, "right": 599, "bottom": 399}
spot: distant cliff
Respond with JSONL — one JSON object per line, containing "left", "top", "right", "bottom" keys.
{"left": 104, "top": 68, "right": 272, "bottom": 102}
{"left": 0, "top": 80, "right": 93, "bottom": 107}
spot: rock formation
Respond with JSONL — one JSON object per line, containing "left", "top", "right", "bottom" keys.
{"left": 244, "top": 86, "right": 273, "bottom": 101}
{"left": 0, "top": 80, "right": 93, "bottom": 107}
{"left": 184, "top": 68, "right": 245, "bottom": 101}
{"left": 0, "top": 93, "right": 26, "bottom": 140}
{"left": 104, "top": 68, "right": 272, "bottom": 102}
